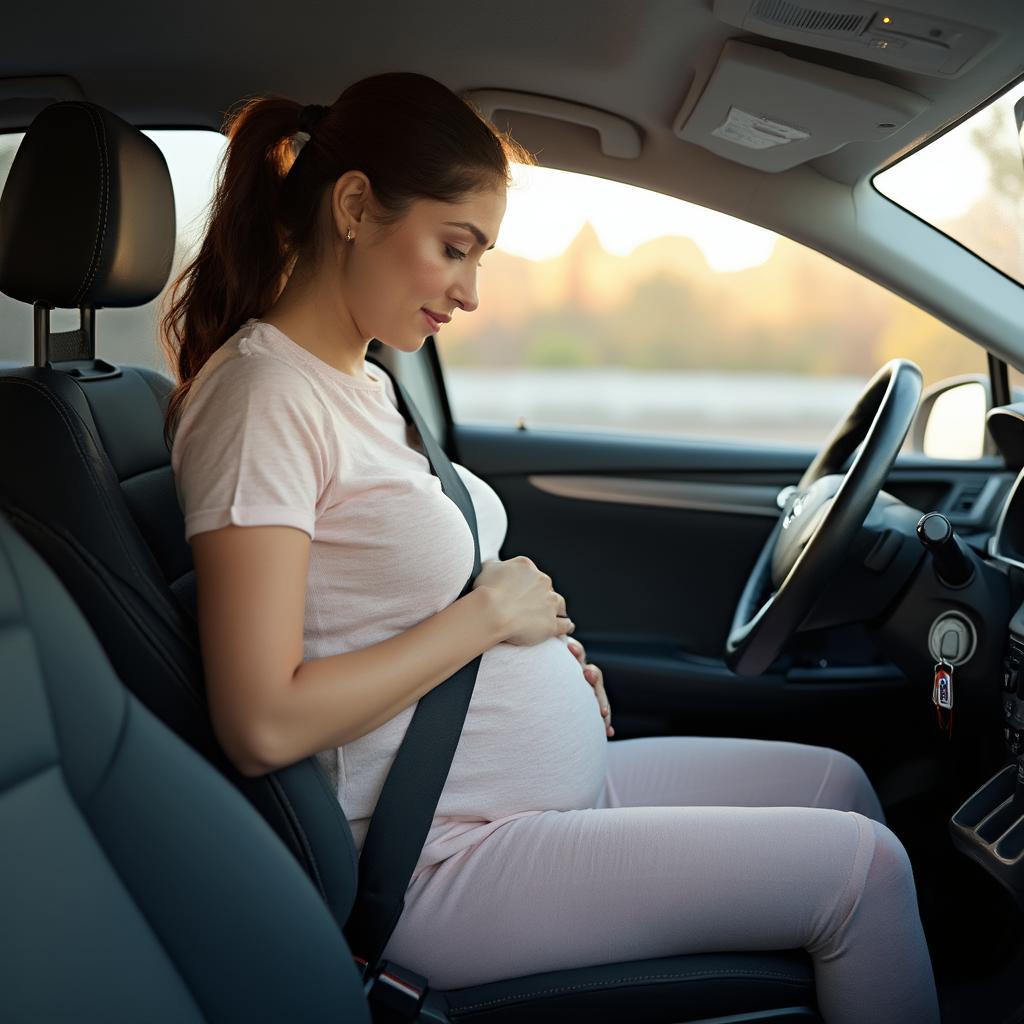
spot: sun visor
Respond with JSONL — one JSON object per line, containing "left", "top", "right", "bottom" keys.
{"left": 675, "top": 40, "right": 928, "bottom": 172}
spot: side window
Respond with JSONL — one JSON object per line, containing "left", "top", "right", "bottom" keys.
{"left": 436, "top": 163, "right": 985, "bottom": 448}
{"left": 0, "top": 129, "right": 226, "bottom": 370}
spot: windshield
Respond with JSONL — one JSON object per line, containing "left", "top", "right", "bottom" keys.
{"left": 874, "top": 77, "right": 1024, "bottom": 287}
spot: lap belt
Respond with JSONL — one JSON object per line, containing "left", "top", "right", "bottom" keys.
{"left": 343, "top": 357, "right": 482, "bottom": 983}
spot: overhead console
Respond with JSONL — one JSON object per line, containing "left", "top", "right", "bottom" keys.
{"left": 674, "top": 39, "right": 928, "bottom": 171}
{"left": 675, "top": 2, "right": 1003, "bottom": 172}
{"left": 713, "top": 0, "right": 997, "bottom": 77}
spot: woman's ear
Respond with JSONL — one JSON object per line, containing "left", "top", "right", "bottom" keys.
{"left": 331, "top": 170, "right": 372, "bottom": 238}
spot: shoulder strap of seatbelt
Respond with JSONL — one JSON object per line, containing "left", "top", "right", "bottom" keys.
{"left": 343, "top": 356, "right": 482, "bottom": 973}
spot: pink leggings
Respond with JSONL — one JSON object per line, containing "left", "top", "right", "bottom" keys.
{"left": 383, "top": 736, "right": 941, "bottom": 1023}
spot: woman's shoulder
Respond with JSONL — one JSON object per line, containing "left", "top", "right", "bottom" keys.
{"left": 173, "top": 327, "right": 333, "bottom": 453}
{"left": 193, "top": 323, "right": 326, "bottom": 406}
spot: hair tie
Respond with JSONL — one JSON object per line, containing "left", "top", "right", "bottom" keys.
{"left": 298, "top": 103, "right": 329, "bottom": 136}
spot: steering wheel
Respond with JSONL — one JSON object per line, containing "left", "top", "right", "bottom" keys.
{"left": 725, "top": 359, "right": 923, "bottom": 676}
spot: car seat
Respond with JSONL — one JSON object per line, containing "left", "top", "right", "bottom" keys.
{"left": 0, "top": 99, "right": 821, "bottom": 1022}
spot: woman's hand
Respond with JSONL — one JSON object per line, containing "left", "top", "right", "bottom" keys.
{"left": 567, "top": 638, "right": 614, "bottom": 738}
{"left": 472, "top": 556, "right": 575, "bottom": 646}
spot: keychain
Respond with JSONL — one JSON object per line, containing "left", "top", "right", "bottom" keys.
{"left": 933, "top": 660, "right": 954, "bottom": 737}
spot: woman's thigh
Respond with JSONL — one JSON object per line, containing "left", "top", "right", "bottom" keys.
{"left": 599, "top": 735, "right": 885, "bottom": 823}
{"left": 385, "top": 804, "right": 937, "bottom": 1023}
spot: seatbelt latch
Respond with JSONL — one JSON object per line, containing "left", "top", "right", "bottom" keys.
{"left": 355, "top": 956, "right": 429, "bottom": 1022}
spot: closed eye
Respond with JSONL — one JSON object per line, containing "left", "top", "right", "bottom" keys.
{"left": 445, "top": 243, "right": 484, "bottom": 268}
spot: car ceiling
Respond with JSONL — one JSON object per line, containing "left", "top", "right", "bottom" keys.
{"left": 2, "top": 0, "right": 1024, "bottom": 362}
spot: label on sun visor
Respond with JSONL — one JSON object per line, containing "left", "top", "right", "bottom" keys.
{"left": 711, "top": 107, "right": 810, "bottom": 149}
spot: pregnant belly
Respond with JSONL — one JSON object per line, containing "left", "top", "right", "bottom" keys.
{"left": 434, "top": 636, "right": 610, "bottom": 821}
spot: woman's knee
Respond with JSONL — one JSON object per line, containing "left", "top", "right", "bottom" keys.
{"left": 809, "top": 813, "right": 916, "bottom": 956}
{"left": 837, "top": 817, "right": 918, "bottom": 941}
{"left": 862, "top": 817, "right": 916, "bottom": 896}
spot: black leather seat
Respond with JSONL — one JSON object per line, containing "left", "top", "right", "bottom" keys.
{"left": 0, "top": 509, "right": 371, "bottom": 1022}
{"left": 0, "top": 99, "right": 821, "bottom": 1023}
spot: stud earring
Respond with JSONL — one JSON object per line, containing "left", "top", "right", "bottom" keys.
{"left": 346, "top": 227, "right": 354, "bottom": 242}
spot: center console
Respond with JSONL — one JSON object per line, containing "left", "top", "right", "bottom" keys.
{"left": 950, "top": 602, "right": 1024, "bottom": 905}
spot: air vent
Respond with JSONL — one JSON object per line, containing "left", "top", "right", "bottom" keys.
{"left": 752, "top": 0, "right": 869, "bottom": 35}
{"left": 950, "top": 481, "right": 985, "bottom": 517}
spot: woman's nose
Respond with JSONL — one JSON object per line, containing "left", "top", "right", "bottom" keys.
{"left": 450, "top": 266, "right": 480, "bottom": 314}
{"left": 450, "top": 287, "right": 478, "bottom": 315}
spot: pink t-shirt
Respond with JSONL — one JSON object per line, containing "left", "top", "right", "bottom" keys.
{"left": 171, "top": 318, "right": 608, "bottom": 875}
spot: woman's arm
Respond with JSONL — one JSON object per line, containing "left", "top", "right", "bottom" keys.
{"left": 191, "top": 522, "right": 506, "bottom": 777}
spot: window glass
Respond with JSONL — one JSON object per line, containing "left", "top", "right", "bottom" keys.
{"left": 875, "top": 77, "right": 1024, "bottom": 287}
{"left": 437, "top": 164, "right": 985, "bottom": 446}
{"left": 0, "top": 129, "right": 227, "bottom": 370}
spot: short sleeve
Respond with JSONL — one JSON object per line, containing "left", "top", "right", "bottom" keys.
{"left": 171, "top": 354, "right": 332, "bottom": 542}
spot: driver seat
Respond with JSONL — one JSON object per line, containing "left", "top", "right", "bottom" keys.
{"left": 0, "top": 98, "right": 822, "bottom": 1022}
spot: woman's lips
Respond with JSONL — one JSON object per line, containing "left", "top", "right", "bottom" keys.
{"left": 422, "top": 309, "right": 441, "bottom": 332}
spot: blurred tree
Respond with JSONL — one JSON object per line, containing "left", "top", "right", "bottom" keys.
{"left": 971, "top": 105, "right": 1024, "bottom": 204}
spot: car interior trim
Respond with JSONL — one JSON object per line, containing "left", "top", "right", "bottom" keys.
{"left": 527, "top": 475, "right": 781, "bottom": 517}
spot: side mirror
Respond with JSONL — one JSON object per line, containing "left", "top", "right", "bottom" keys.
{"left": 909, "top": 375, "right": 992, "bottom": 459}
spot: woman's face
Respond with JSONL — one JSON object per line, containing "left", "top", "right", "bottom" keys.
{"left": 337, "top": 177, "right": 506, "bottom": 354}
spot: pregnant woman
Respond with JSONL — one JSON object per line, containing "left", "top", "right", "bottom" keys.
{"left": 165, "top": 72, "right": 940, "bottom": 1023}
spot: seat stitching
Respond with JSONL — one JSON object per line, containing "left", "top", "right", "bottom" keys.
{"left": 80, "top": 684, "right": 134, "bottom": 802}
{"left": 81, "top": 689, "right": 133, "bottom": 808}
{"left": 451, "top": 969, "right": 810, "bottom": 1014}
{"left": 74, "top": 104, "right": 110, "bottom": 305}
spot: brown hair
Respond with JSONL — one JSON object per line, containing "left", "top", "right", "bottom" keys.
{"left": 158, "top": 71, "right": 535, "bottom": 450}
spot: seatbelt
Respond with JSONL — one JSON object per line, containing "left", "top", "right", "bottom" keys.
{"left": 343, "top": 356, "right": 483, "bottom": 976}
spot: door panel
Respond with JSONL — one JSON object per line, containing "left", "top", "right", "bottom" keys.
{"left": 454, "top": 421, "right": 1011, "bottom": 789}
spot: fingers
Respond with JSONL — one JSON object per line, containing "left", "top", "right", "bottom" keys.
{"left": 567, "top": 638, "right": 587, "bottom": 664}
{"left": 583, "top": 663, "right": 614, "bottom": 737}
{"left": 551, "top": 588, "right": 574, "bottom": 636}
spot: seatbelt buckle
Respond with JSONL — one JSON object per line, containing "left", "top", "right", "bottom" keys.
{"left": 355, "top": 956, "right": 429, "bottom": 1022}
{"left": 353, "top": 954, "right": 373, "bottom": 985}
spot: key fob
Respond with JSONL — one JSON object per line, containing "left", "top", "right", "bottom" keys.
{"left": 934, "top": 661, "right": 954, "bottom": 710}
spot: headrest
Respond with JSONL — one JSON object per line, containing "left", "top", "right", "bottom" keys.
{"left": 0, "top": 100, "right": 175, "bottom": 309}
